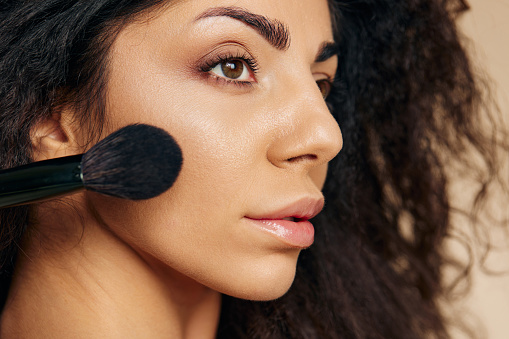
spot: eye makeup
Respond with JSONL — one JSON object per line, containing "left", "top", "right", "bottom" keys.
{"left": 191, "top": 27, "right": 337, "bottom": 102}
{"left": 197, "top": 46, "right": 259, "bottom": 88}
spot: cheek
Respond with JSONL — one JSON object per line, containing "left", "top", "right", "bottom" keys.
{"left": 95, "top": 22, "right": 324, "bottom": 301}
{"left": 83, "top": 117, "right": 298, "bottom": 300}
{"left": 85, "top": 174, "right": 300, "bottom": 301}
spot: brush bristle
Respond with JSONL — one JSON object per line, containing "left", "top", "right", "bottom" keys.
{"left": 82, "top": 124, "right": 182, "bottom": 200}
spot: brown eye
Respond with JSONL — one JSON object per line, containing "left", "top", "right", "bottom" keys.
{"left": 316, "top": 79, "right": 331, "bottom": 99}
{"left": 221, "top": 60, "right": 244, "bottom": 79}
{"left": 210, "top": 59, "right": 251, "bottom": 81}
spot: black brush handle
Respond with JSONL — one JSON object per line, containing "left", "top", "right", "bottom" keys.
{"left": 0, "top": 154, "right": 84, "bottom": 208}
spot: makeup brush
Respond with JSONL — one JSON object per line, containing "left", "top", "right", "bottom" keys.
{"left": 0, "top": 124, "right": 183, "bottom": 208}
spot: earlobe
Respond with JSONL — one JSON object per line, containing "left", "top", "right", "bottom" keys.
{"left": 31, "top": 113, "right": 79, "bottom": 161}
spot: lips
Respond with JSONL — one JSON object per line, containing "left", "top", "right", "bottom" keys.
{"left": 245, "top": 197, "right": 324, "bottom": 248}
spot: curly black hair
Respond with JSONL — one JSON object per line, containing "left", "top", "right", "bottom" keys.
{"left": 218, "top": 1, "right": 502, "bottom": 337}
{"left": 0, "top": 0, "right": 501, "bottom": 338}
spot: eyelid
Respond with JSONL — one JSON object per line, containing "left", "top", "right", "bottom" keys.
{"left": 312, "top": 52, "right": 338, "bottom": 79}
{"left": 313, "top": 72, "right": 334, "bottom": 83}
{"left": 199, "top": 52, "right": 259, "bottom": 75}
{"left": 197, "top": 44, "right": 260, "bottom": 87}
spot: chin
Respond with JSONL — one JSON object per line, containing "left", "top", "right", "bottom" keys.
{"left": 209, "top": 252, "right": 300, "bottom": 301}
{"left": 222, "top": 275, "right": 296, "bottom": 302}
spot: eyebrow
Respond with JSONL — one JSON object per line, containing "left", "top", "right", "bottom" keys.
{"left": 315, "top": 41, "right": 339, "bottom": 63}
{"left": 195, "top": 6, "right": 291, "bottom": 51}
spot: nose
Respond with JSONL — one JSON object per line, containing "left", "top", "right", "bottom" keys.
{"left": 266, "top": 76, "right": 343, "bottom": 172}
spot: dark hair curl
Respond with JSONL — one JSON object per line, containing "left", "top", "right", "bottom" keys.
{"left": 0, "top": 0, "right": 501, "bottom": 338}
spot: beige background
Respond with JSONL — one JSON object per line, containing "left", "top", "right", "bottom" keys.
{"left": 455, "top": 1, "right": 509, "bottom": 338}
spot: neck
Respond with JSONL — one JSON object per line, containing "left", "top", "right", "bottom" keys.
{"left": 1, "top": 202, "right": 221, "bottom": 338}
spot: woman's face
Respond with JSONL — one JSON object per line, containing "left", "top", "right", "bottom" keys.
{"left": 88, "top": 0, "right": 342, "bottom": 300}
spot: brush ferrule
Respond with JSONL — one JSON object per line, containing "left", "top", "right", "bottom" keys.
{"left": 0, "top": 154, "right": 84, "bottom": 208}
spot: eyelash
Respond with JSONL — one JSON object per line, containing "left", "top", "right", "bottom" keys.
{"left": 199, "top": 51, "right": 259, "bottom": 87}
{"left": 198, "top": 51, "right": 335, "bottom": 101}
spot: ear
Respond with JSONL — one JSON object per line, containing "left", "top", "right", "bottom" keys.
{"left": 31, "top": 113, "right": 81, "bottom": 161}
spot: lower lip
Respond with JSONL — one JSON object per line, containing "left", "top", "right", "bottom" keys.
{"left": 245, "top": 218, "right": 315, "bottom": 248}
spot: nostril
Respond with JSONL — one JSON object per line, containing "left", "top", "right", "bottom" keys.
{"left": 287, "top": 154, "right": 318, "bottom": 163}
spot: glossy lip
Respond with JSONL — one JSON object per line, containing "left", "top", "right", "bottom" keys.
{"left": 245, "top": 197, "right": 325, "bottom": 248}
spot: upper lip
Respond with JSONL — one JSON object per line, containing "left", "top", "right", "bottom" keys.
{"left": 246, "top": 196, "right": 325, "bottom": 221}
